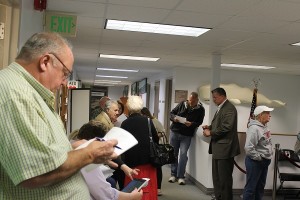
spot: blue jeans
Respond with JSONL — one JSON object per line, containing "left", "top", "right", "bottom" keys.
{"left": 243, "top": 156, "right": 271, "bottom": 200}
{"left": 170, "top": 130, "right": 192, "bottom": 179}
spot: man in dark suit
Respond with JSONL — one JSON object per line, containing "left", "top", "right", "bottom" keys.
{"left": 203, "top": 87, "right": 240, "bottom": 200}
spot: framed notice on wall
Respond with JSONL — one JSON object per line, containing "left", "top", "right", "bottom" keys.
{"left": 175, "top": 90, "right": 188, "bottom": 103}
{"left": 131, "top": 82, "right": 138, "bottom": 95}
{"left": 138, "top": 78, "right": 147, "bottom": 94}
{"left": 123, "top": 85, "right": 129, "bottom": 97}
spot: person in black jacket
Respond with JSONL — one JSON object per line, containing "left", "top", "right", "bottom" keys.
{"left": 169, "top": 92, "right": 205, "bottom": 185}
{"left": 121, "top": 96, "right": 159, "bottom": 200}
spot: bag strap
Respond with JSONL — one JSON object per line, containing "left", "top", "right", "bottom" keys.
{"left": 148, "top": 118, "right": 154, "bottom": 142}
{"left": 159, "top": 131, "right": 168, "bottom": 144}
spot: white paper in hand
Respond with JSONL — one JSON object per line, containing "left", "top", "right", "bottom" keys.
{"left": 103, "top": 127, "right": 138, "bottom": 156}
{"left": 175, "top": 115, "right": 186, "bottom": 124}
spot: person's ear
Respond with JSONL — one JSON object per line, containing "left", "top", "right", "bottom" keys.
{"left": 39, "top": 54, "right": 51, "bottom": 72}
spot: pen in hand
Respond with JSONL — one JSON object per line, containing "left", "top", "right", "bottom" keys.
{"left": 95, "top": 137, "right": 122, "bottom": 150}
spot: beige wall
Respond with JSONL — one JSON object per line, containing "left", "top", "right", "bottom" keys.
{"left": 0, "top": 2, "right": 19, "bottom": 69}
{"left": 0, "top": 4, "right": 6, "bottom": 69}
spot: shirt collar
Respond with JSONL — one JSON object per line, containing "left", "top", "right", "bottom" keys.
{"left": 218, "top": 99, "right": 227, "bottom": 110}
{"left": 10, "top": 62, "right": 55, "bottom": 109}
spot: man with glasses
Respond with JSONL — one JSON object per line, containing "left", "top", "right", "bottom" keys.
{"left": 0, "top": 32, "right": 118, "bottom": 199}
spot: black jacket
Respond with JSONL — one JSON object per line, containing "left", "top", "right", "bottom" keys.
{"left": 121, "top": 113, "right": 159, "bottom": 168}
{"left": 170, "top": 101, "right": 205, "bottom": 137}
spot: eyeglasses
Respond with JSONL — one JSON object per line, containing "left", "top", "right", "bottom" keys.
{"left": 49, "top": 52, "right": 72, "bottom": 79}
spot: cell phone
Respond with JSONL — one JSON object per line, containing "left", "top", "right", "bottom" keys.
{"left": 121, "top": 178, "right": 150, "bottom": 193}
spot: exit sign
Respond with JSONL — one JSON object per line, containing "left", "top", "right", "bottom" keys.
{"left": 45, "top": 12, "right": 77, "bottom": 37}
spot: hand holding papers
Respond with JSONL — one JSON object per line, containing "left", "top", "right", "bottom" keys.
{"left": 76, "top": 127, "right": 138, "bottom": 156}
{"left": 76, "top": 127, "right": 138, "bottom": 172}
{"left": 175, "top": 115, "right": 186, "bottom": 124}
{"left": 102, "top": 127, "right": 138, "bottom": 156}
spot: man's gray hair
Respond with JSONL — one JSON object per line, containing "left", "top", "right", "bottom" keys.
{"left": 126, "top": 96, "right": 143, "bottom": 114}
{"left": 16, "top": 32, "right": 72, "bottom": 62}
{"left": 104, "top": 100, "right": 118, "bottom": 113}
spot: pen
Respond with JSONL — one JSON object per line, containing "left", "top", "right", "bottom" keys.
{"left": 95, "top": 137, "right": 122, "bottom": 150}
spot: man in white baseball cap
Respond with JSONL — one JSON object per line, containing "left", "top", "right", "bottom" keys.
{"left": 243, "top": 105, "right": 274, "bottom": 200}
{"left": 253, "top": 105, "right": 274, "bottom": 117}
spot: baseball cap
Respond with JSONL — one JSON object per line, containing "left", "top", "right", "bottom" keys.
{"left": 253, "top": 105, "right": 274, "bottom": 116}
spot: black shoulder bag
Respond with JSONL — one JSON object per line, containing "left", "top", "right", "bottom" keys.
{"left": 148, "top": 119, "right": 177, "bottom": 167}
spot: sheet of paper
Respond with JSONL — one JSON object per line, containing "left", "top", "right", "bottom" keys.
{"left": 103, "top": 127, "right": 138, "bottom": 155}
{"left": 175, "top": 115, "right": 186, "bottom": 124}
{"left": 75, "top": 127, "right": 138, "bottom": 171}
{"left": 75, "top": 127, "right": 138, "bottom": 156}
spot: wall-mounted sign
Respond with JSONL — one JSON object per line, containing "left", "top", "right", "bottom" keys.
{"left": 67, "top": 81, "right": 79, "bottom": 89}
{"left": 175, "top": 90, "right": 188, "bottom": 103}
{"left": 45, "top": 12, "right": 77, "bottom": 37}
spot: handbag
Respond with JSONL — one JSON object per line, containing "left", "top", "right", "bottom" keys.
{"left": 148, "top": 119, "right": 177, "bottom": 167}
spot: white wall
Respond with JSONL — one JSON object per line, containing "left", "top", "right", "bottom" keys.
{"left": 18, "top": 0, "right": 43, "bottom": 49}
{"left": 108, "top": 86, "right": 123, "bottom": 101}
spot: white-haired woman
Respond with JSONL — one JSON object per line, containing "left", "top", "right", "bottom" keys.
{"left": 121, "top": 96, "right": 159, "bottom": 200}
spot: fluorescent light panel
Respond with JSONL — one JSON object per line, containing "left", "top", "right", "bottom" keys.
{"left": 105, "top": 19, "right": 211, "bottom": 37}
{"left": 94, "top": 81, "right": 120, "bottom": 85}
{"left": 94, "top": 83, "right": 116, "bottom": 87}
{"left": 94, "top": 80, "right": 121, "bottom": 83}
{"left": 95, "top": 82, "right": 119, "bottom": 85}
{"left": 97, "top": 67, "right": 139, "bottom": 72}
{"left": 100, "top": 54, "right": 159, "bottom": 61}
{"left": 221, "top": 63, "right": 275, "bottom": 70}
{"left": 96, "top": 75, "right": 128, "bottom": 79}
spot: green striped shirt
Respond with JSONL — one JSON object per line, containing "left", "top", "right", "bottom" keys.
{"left": 0, "top": 63, "right": 90, "bottom": 199}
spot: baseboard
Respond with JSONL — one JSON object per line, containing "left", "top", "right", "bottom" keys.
{"left": 186, "top": 173, "right": 272, "bottom": 196}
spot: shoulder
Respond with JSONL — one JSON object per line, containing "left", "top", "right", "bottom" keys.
{"left": 223, "top": 100, "right": 236, "bottom": 111}
{"left": 95, "top": 111, "right": 109, "bottom": 121}
{"left": 195, "top": 103, "right": 205, "bottom": 111}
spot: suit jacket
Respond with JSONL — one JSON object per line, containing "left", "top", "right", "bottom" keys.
{"left": 95, "top": 111, "right": 114, "bottom": 132}
{"left": 208, "top": 100, "right": 240, "bottom": 159}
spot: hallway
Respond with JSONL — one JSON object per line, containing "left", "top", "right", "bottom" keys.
{"left": 158, "top": 165, "right": 274, "bottom": 200}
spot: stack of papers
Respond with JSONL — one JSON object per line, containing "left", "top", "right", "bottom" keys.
{"left": 75, "top": 127, "right": 138, "bottom": 156}
{"left": 76, "top": 127, "right": 138, "bottom": 172}
{"left": 175, "top": 115, "right": 186, "bottom": 124}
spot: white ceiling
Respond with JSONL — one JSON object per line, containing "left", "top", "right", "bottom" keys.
{"left": 46, "top": 0, "right": 300, "bottom": 86}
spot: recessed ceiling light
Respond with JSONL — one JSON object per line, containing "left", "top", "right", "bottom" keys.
{"left": 94, "top": 80, "right": 120, "bottom": 85}
{"left": 105, "top": 19, "right": 211, "bottom": 37}
{"left": 94, "top": 83, "right": 116, "bottom": 87}
{"left": 99, "top": 54, "right": 159, "bottom": 61}
{"left": 96, "top": 75, "right": 128, "bottom": 79}
{"left": 94, "top": 80, "right": 121, "bottom": 83}
{"left": 94, "top": 81, "right": 120, "bottom": 85}
{"left": 221, "top": 63, "right": 275, "bottom": 70}
{"left": 97, "top": 67, "right": 139, "bottom": 72}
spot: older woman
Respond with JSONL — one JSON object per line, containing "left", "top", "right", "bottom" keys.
{"left": 141, "top": 107, "right": 165, "bottom": 196}
{"left": 121, "top": 96, "right": 159, "bottom": 200}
